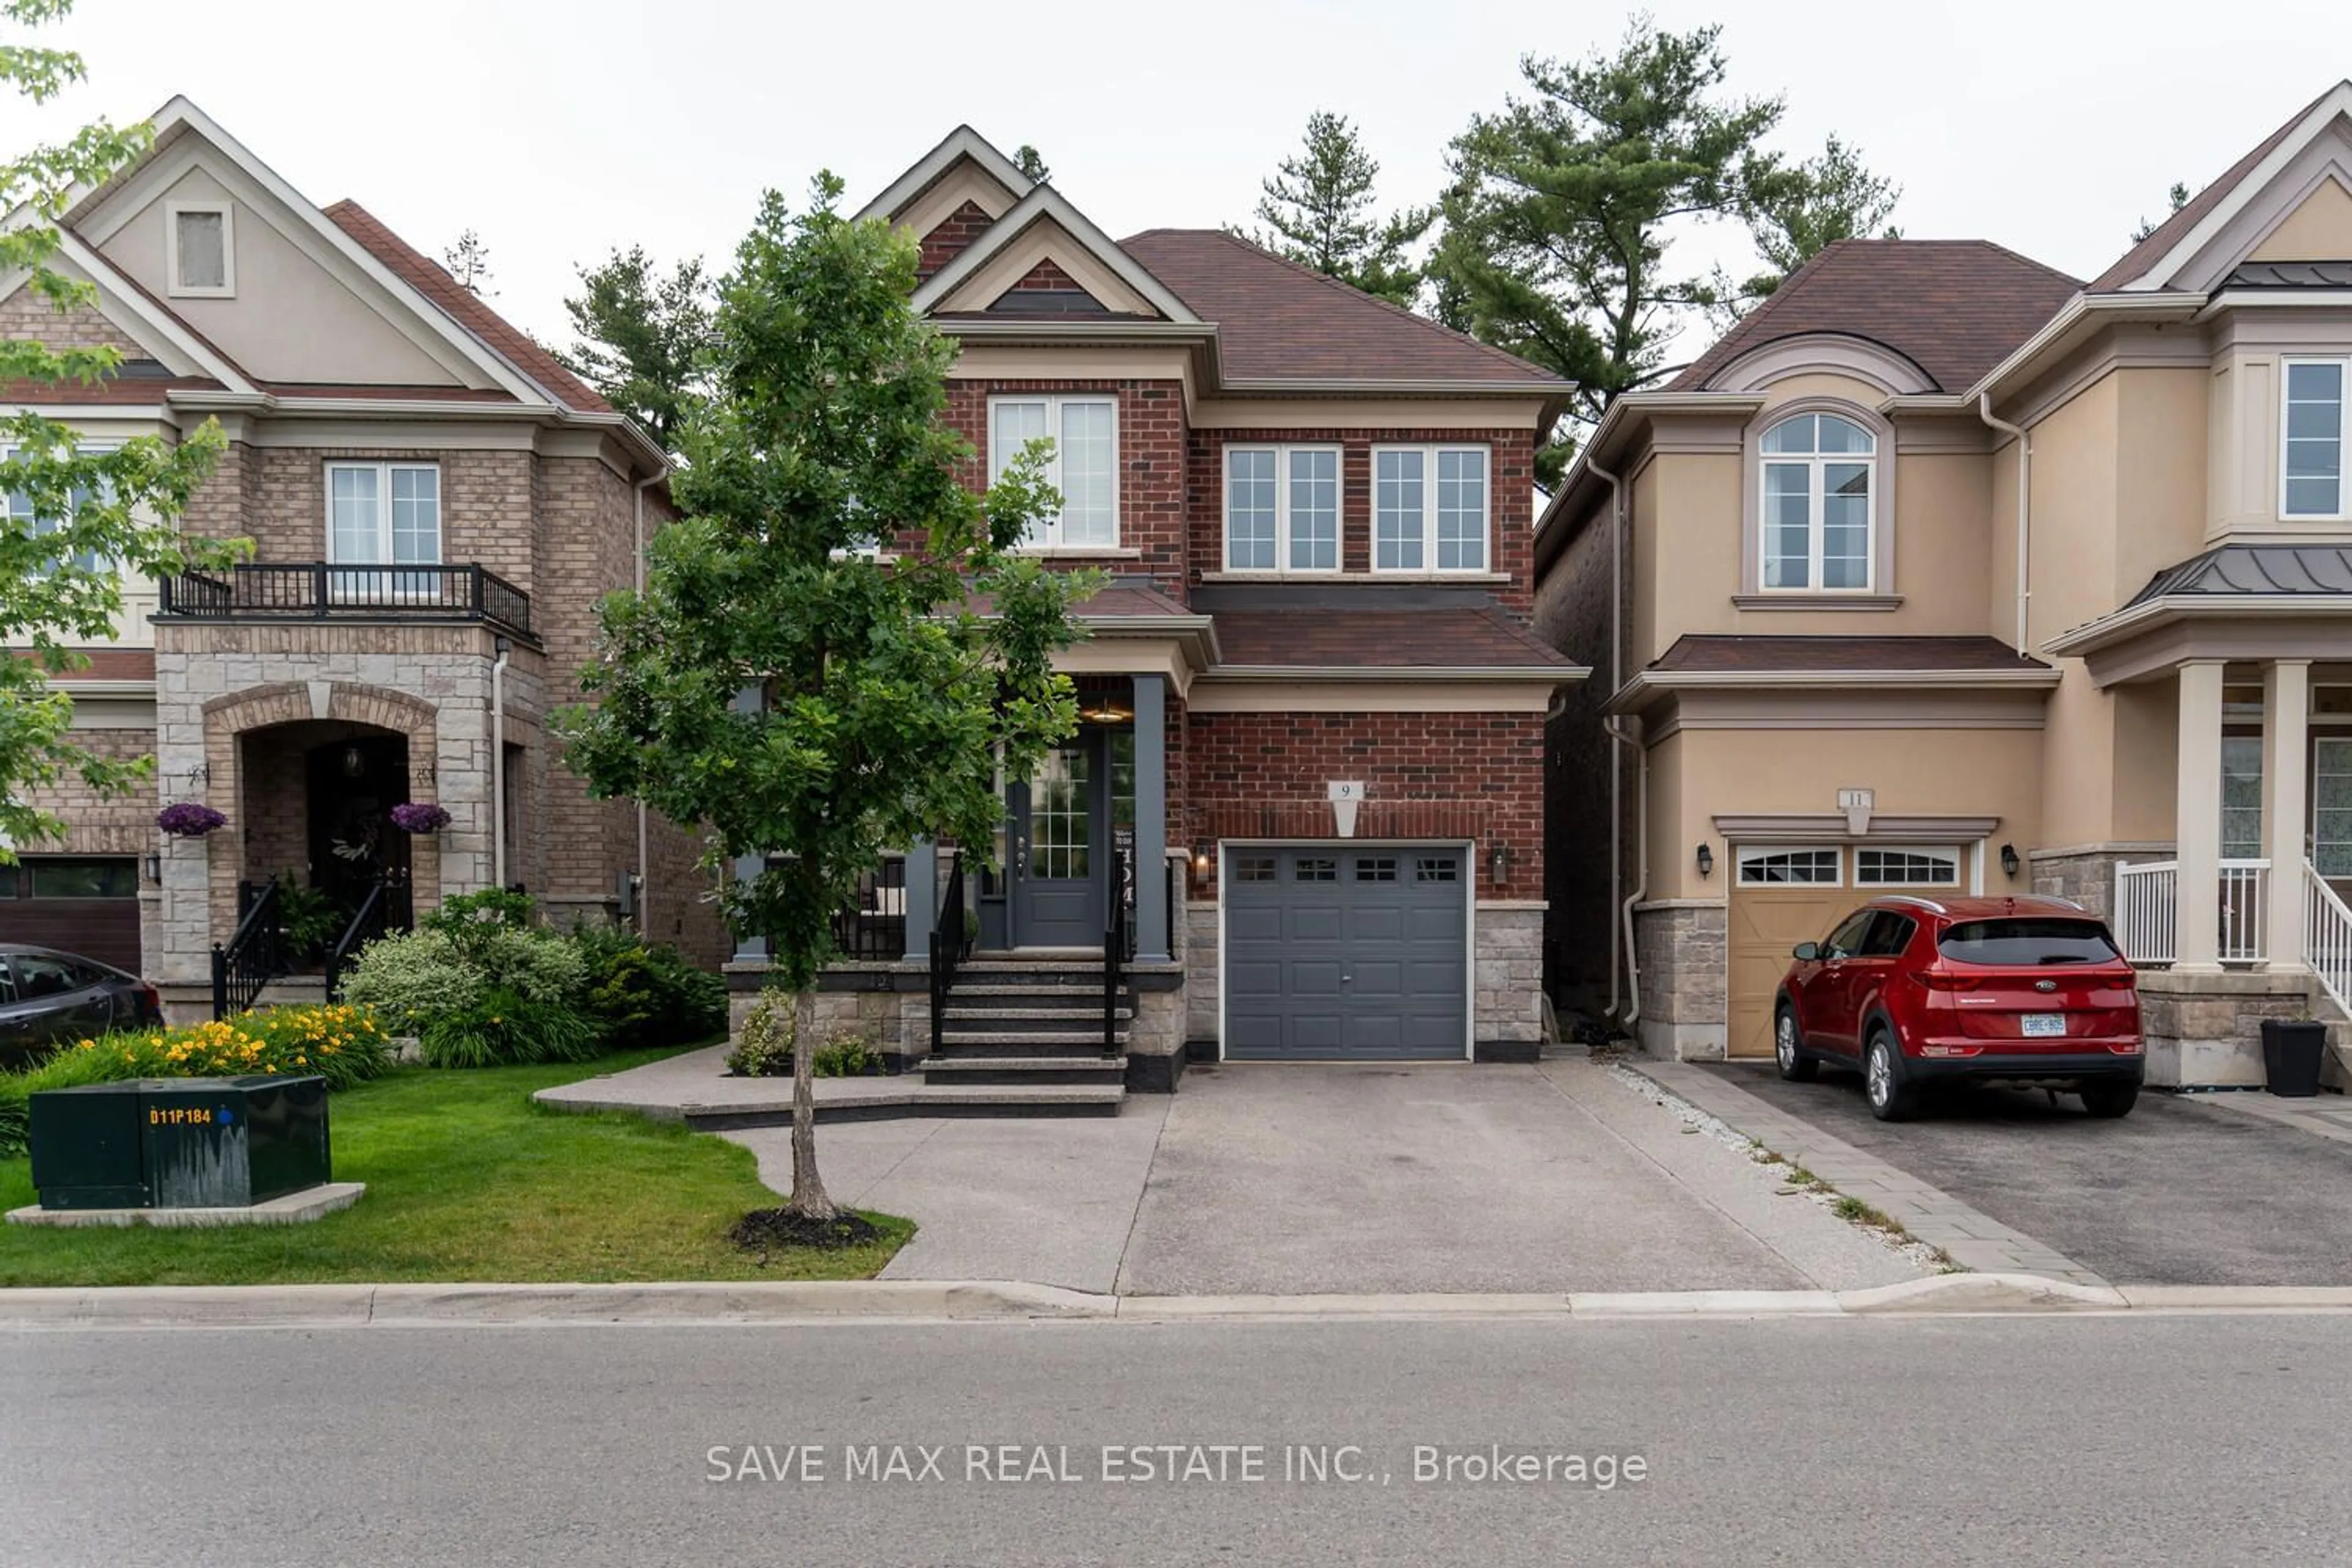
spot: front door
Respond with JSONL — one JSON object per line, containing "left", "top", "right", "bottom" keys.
{"left": 1007, "top": 736, "right": 1106, "bottom": 949}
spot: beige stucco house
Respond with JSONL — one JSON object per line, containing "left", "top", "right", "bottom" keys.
{"left": 1536, "top": 81, "right": 2352, "bottom": 1088}
{"left": 1, "top": 99, "right": 725, "bottom": 1014}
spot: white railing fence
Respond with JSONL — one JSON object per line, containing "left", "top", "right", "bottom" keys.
{"left": 2304, "top": 861, "right": 2352, "bottom": 1017}
{"left": 2113, "top": 858, "right": 2269, "bottom": 965}
{"left": 2114, "top": 859, "right": 2176, "bottom": 963}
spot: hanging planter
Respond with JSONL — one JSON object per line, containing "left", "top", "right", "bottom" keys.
{"left": 156, "top": 802, "right": 227, "bottom": 838}
{"left": 390, "top": 802, "right": 451, "bottom": 835}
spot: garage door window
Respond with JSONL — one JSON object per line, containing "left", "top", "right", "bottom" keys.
{"left": 1853, "top": 847, "right": 1960, "bottom": 886}
{"left": 1232, "top": 854, "right": 1277, "bottom": 883}
{"left": 1415, "top": 856, "right": 1458, "bottom": 883}
{"left": 1295, "top": 857, "right": 1336, "bottom": 881}
{"left": 1737, "top": 848, "right": 1841, "bottom": 885}
{"left": 1355, "top": 856, "right": 1397, "bottom": 881}
{"left": 25, "top": 858, "right": 138, "bottom": 899}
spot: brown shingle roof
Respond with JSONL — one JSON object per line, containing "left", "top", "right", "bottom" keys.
{"left": 1212, "top": 603, "right": 1577, "bottom": 671}
{"left": 2085, "top": 86, "right": 2331, "bottom": 292}
{"left": 1118, "top": 229, "right": 1564, "bottom": 387}
{"left": 1672, "top": 240, "right": 2081, "bottom": 394}
{"left": 1, "top": 373, "right": 222, "bottom": 404}
{"left": 322, "top": 200, "right": 614, "bottom": 415}
{"left": 1650, "top": 635, "right": 2047, "bottom": 674}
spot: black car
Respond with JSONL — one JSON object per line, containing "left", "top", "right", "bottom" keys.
{"left": 0, "top": 944, "right": 162, "bottom": 1068}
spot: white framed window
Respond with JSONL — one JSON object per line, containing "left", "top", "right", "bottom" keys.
{"left": 1372, "top": 445, "right": 1488, "bottom": 573}
{"left": 2282, "top": 358, "right": 2348, "bottom": 521}
{"left": 1223, "top": 444, "right": 1340, "bottom": 573}
{"left": 2315, "top": 738, "right": 2352, "bottom": 878}
{"left": 1758, "top": 413, "right": 1875, "bottom": 591}
{"left": 3, "top": 447, "right": 111, "bottom": 576}
{"left": 2222, "top": 736, "right": 2264, "bottom": 860}
{"left": 1736, "top": 848, "right": 1842, "bottom": 886}
{"left": 326, "top": 461, "right": 442, "bottom": 573}
{"left": 1853, "top": 846, "right": 1962, "bottom": 887}
{"left": 989, "top": 395, "right": 1118, "bottom": 549}
{"left": 166, "top": 201, "right": 234, "bottom": 298}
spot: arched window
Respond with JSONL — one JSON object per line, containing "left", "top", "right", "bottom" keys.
{"left": 1759, "top": 412, "right": 1875, "bottom": 591}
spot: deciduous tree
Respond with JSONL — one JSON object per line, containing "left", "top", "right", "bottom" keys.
{"left": 0, "top": 0, "right": 232, "bottom": 853}
{"left": 562, "top": 178, "right": 1091, "bottom": 1221}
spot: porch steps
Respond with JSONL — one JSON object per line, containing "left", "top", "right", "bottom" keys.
{"left": 682, "top": 1082, "right": 1128, "bottom": 1128}
{"left": 919, "top": 1055, "right": 1128, "bottom": 1087}
{"left": 922, "top": 956, "right": 1133, "bottom": 1104}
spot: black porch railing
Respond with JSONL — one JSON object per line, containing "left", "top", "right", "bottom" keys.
{"left": 831, "top": 855, "right": 908, "bottom": 961}
{"left": 929, "top": 851, "right": 973, "bottom": 1055}
{"left": 1105, "top": 841, "right": 1131, "bottom": 1054}
{"left": 159, "top": 562, "right": 533, "bottom": 638}
{"left": 325, "top": 870, "right": 414, "bottom": 1001}
{"left": 211, "top": 878, "right": 287, "bottom": 1019}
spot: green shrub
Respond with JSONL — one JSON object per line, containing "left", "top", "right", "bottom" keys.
{"left": 813, "top": 1035, "right": 880, "bottom": 1078}
{"left": 478, "top": 926, "right": 587, "bottom": 1006}
{"left": 419, "top": 987, "right": 603, "bottom": 1069}
{"left": 340, "top": 929, "right": 483, "bottom": 1034}
{"left": 274, "top": 881, "right": 349, "bottom": 962}
{"left": 0, "top": 1005, "right": 394, "bottom": 1156}
{"left": 581, "top": 938, "right": 726, "bottom": 1049}
{"left": 724, "top": 992, "right": 794, "bottom": 1077}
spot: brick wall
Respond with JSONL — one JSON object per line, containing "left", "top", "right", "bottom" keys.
{"left": 230, "top": 448, "right": 537, "bottom": 592}
{"left": 918, "top": 202, "right": 995, "bottom": 279}
{"left": 0, "top": 287, "right": 129, "bottom": 352}
{"left": 1531, "top": 499, "right": 1626, "bottom": 1008}
{"left": 532, "top": 455, "right": 638, "bottom": 911}
{"left": 943, "top": 378, "right": 1188, "bottom": 597}
{"left": 1183, "top": 710, "right": 1544, "bottom": 902}
{"left": 13, "top": 725, "right": 156, "bottom": 856}
{"left": 1186, "top": 426, "right": 1538, "bottom": 612}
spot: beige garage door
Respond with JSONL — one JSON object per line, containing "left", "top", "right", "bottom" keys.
{"left": 1724, "top": 845, "right": 1966, "bottom": 1060}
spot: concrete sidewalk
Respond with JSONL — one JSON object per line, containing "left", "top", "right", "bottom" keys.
{"left": 722, "top": 1058, "right": 1927, "bottom": 1297}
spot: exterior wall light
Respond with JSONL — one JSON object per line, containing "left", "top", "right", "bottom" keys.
{"left": 1490, "top": 842, "right": 1511, "bottom": 884}
{"left": 1192, "top": 842, "right": 1212, "bottom": 873}
{"left": 2000, "top": 843, "right": 2021, "bottom": 878}
{"left": 142, "top": 851, "right": 162, "bottom": 884}
{"left": 1696, "top": 843, "right": 1715, "bottom": 879}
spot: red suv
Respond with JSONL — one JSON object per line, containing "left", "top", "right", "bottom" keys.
{"left": 1774, "top": 895, "right": 2143, "bottom": 1121}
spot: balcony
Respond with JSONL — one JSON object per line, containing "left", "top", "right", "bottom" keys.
{"left": 157, "top": 563, "right": 533, "bottom": 640}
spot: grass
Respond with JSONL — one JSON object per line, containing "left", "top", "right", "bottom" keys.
{"left": 0, "top": 1048, "right": 911, "bottom": 1287}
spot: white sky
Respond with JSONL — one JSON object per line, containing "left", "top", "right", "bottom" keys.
{"left": 3, "top": 0, "right": 2348, "bottom": 362}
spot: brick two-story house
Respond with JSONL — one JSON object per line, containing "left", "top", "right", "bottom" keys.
{"left": 1537, "top": 81, "right": 2352, "bottom": 1090}
{"left": 730, "top": 128, "right": 1583, "bottom": 1094}
{"left": 1, "top": 99, "right": 725, "bottom": 1013}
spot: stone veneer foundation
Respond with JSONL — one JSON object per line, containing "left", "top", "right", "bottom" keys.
{"left": 1632, "top": 901, "right": 1728, "bottom": 1061}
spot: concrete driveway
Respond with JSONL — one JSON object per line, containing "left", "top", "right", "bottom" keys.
{"left": 726, "top": 1059, "right": 1924, "bottom": 1296}
{"left": 1706, "top": 1062, "right": 2352, "bottom": 1286}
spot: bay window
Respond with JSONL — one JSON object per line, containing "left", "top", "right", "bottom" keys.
{"left": 1224, "top": 444, "right": 1340, "bottom": 572}
{"left": 1372, "top": 445, "right": 1488, "bottom": 573}
{"left": 989, "top": 395, "right": 1118, "bottom": 549}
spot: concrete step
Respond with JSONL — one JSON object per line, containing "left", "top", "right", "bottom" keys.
{"left": 935, "top": 1031, "right": 1130, "bottom": 1055}
{"left": 684, "top": 1082, "right": 1126, "bottom": 1128}
{"left": 941, "top": 1006, "right": 1131, "bottom": 1027}
{"left": 922, "top": 1055, "right": 1127, "bottom": 1087}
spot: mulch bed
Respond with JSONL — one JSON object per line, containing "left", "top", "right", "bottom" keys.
{"left": 729, "top": 1207, "right": 883, "bottom": 1253}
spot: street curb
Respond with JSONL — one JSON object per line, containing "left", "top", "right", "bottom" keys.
{"left": 7, "top": 1273, "right": 2352, "bottom": 1327}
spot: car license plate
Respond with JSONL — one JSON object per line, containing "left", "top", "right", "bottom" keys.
{"left": 2021, "top": 1014, "right": 2067, "bottom": 1038}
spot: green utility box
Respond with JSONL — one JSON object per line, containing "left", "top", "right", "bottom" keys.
{"left": 28, "top": 1076, "right": 331, "bottom": 1210}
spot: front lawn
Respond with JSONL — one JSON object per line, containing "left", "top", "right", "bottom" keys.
{"left": 0, "top": 1048, "right": 911, "bottom": 1286}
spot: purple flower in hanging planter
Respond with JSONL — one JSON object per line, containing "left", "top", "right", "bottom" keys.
{"left": 156, "top": 801, "right": 227, "bottom": 838}
{"left": 390, "top": 802, "right": 451, "bottom": 835}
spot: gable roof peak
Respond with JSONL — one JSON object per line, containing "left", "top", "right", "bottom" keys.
{"left": 856, "top": 125, "right": 1036, "bottom": 226}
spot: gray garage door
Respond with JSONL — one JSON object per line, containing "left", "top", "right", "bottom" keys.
{"left": 1224, "top": 846, "right": 1468, "bottom": 1060}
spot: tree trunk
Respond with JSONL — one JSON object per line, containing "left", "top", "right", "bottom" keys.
{"left": 783, "top": 986, "right": 838, "bottom": 1220}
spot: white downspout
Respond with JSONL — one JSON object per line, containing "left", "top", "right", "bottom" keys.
{"left": 1979, "top": 392, "right": 2032, "bottom": 652}
{"left": 1611, "top": 714, "right": 1648, "bottom": 1033}
{"left": 1589, "top": 456, "right": 1646, "bottom": 1030}
{"left": 491, "top": 639, "right": 510, "bottom": 891}
{"left": 632, "top": 473, "right": 660, "bottom": 930}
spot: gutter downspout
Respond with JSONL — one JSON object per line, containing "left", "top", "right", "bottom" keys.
{"left": 1589, "top": 456, "right": 1645, "bottom": 1030}
{"left": 632, "top": 472, "right": 661, "bottom": 931}
{"left": 491, "top": 639, "right": 511, "bottom": 891}
{"left": 1979, "top": 392, "right": 2031, "bottom": 652}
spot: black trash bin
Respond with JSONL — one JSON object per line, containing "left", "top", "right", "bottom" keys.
{"left": 2261, "top": 1020, "right": 2328, "bottom": 1098}
{"left": 29, "top": 1076, "right": 331, "bottom": 1210}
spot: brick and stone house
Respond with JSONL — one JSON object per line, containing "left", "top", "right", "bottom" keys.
{"left": 1536, "top": 81, "right": 2352, "bottom": 1089}
{"left": 727, "top": 127, "right": 1583, "bottom": 1099}
{"left": 1, "top": 99, "right": 725, "bottom": 1012}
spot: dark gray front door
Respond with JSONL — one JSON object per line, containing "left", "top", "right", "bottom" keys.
{"left": 1008, "top": 737, "right": 1106, "bottom": 948}
{"left": 1223, "top": 846, "right": 1468, "bottom": 1060}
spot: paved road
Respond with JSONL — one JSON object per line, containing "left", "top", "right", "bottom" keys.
{"left": 4, "top": 1314, "right": 2346, "bottom": 1566}
{"left": 1708, "top": 1062, "right": 2352, "bottom": 1286}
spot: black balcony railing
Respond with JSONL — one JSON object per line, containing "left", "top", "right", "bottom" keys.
{"left": 159, "top": 562, "right": 533, "bottom": 638}
{"left": 830, "top": 855, "right": 908, "bottom": 961}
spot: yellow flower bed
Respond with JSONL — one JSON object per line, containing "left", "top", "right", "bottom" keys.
{"left": 61, "top": 1004, "right": 393, "bottom": 1092}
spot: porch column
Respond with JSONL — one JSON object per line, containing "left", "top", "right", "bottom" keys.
{"left": 729, "top": 683, "right": 767, "bottom": 963}
{"left": 1133, "top": 673, "right": 1170, "bottom": 965}
{"left": 2175, "top": 660, "right": 2226, "bottom": 971}
{"left": 2264, "top": 660, "right": 2311, "bottom": 971}
{"left": 903, "top": 837, "right": 936, "bottom": 963}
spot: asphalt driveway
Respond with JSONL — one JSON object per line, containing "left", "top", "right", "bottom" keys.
{"left": 1705, "top": 1062, "right": 2352, "bottom": 1286}
{"left": 728, "top": 1060, "right": 1926, "bottom": 1296}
